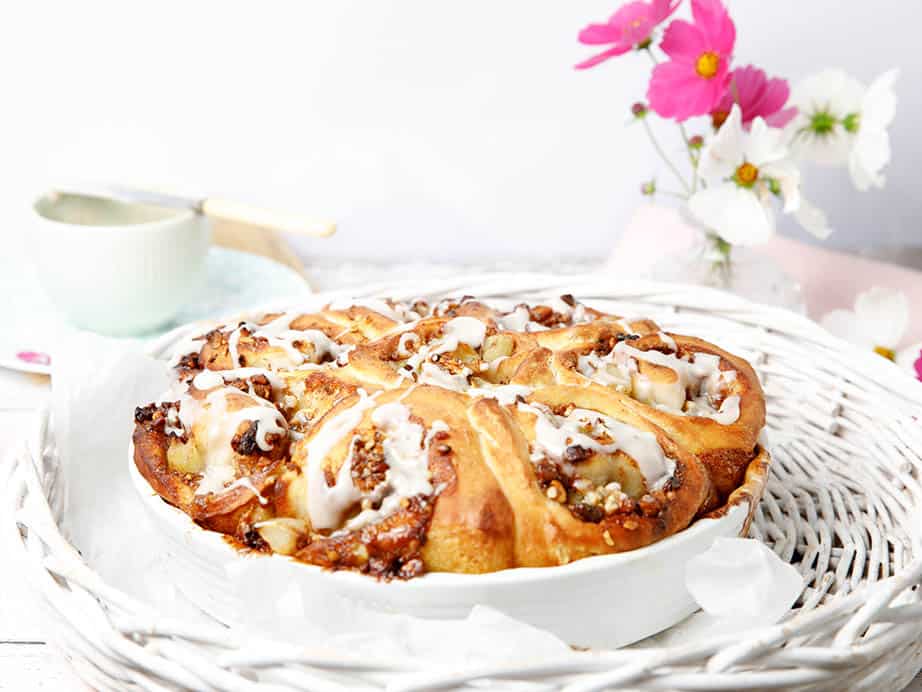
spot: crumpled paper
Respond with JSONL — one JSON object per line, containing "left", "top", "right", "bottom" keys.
{"left": 49, "top": 331, "right": 578, "bottom": 669}
{"left": 225, "top": 557, "right": 572, "bottom": 667}
{"left": 51, "top": 330, "right": 198, "bottom": 620}
{"left": 48, "top": 330, "right": 801, "bottom": 672}
{"left": 684, "top": 536, "right": 804, "bottom": 632}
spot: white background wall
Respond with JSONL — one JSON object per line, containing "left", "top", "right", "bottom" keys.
{"left": 1, "top": 1, "right": 918, "bottom": 262}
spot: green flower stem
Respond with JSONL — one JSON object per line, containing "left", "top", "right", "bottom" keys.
{"left": 713, "top": 235, "right": 732, "bottom": 260}
{"left": 642, "top": 46, "right": 699, "bottom": 195}
{"left": 707, "top": 233, "right": 733, "bottom": 285}
{"left": 678, "top": 121, "right": 699, "bottom": 192}
{"left": 641, "top": 117, "right": 691, "bottom": 195}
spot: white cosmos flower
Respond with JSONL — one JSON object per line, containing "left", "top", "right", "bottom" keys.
{"left": 688, "top": 105, "right": 831, "bottom": 245}
{"left": 793, "top": 195, "right": 833, "bottom": 240}
{"left": 849, "top": 69, "right": 898, "bottom": 191}
{"left": 820, "top": 287, "right": 909, "bottom": 361}
{"left": 787, "top": 69, "right": 864, "bottom": 165}
{"left": 787, "top": 68, "right": 898, "bottom": 190}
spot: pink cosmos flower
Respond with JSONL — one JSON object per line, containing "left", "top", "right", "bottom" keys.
{"left": 647, "top": 0, "right": 735, "bottom": 121}
{"left": 711, "top": 65, "right": 797, "bottom": 130}
{"left": 914, "top": 351, "right": 922, "bottom": 382}
{"left": 575, "top": 0, "right": 681, "bottom": 70}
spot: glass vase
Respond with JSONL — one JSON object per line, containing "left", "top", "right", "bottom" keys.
{"left": 647, "top": 232, "right": 805, "bottom": 313}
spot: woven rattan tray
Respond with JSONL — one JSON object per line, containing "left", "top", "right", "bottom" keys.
{"left": 7, "top": 274, "right": 922, "bottom": 690}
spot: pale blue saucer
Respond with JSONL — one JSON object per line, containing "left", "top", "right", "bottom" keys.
{"left": 2, "top": 248, "right": 310, "bottom": 375}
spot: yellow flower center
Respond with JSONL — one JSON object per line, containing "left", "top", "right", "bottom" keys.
{"left": 734, "top": 162, "right": 759, "bottom": 187}
{"left": 695, "top": 51, "right": 720, "bottom": 79}
{"left": 874, "top": 346, "right": 896, "bottom": 361}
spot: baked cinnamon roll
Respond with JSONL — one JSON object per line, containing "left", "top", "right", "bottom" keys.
{"left": 134, "top": 296, "right": 767, "bottom": 579}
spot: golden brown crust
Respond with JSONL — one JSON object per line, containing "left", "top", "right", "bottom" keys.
{"left": 134, "top": 296, "right": 768, "bottom": 579}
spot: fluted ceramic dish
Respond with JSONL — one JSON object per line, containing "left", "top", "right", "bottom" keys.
{"left": 128, "top": 293, "right": 770, "bottom": 649}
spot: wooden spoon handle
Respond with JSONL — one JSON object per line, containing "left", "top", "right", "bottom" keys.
{"left": 200, "top": 198, "right": 336, "bottom": 238}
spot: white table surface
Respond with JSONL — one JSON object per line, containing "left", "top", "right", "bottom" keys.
{"left": 3, "top": 258, "right": 922, "bottom": 690}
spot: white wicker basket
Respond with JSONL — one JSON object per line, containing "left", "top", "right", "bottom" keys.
{"left": 7, "top": 273, "right": 922, "bottom": 691}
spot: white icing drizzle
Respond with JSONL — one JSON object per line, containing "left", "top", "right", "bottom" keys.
{"left": 439, "top": 316, "right": 487, "bottom": 352}
{"left": 192, "top": 367, "right": 284, "bottom": 394}
{"left": 397, "top": 332, "right": 420, "bottom": 358}
{"left": 228, "top": 326, "right": 245, "bottom": 367}
{"left": 497, "top": 306, "right": 530, "bottom": 331}
{"left": 303, "top": 393, "right": 452, "bottom": 532}
{"left": 467, "top": 383, "right": 533, "bottom": 405}
{"left": 342, "top": 404, "right": 447, "bottom": 531}
{"left": 225, "top": 314, "right": 352, "bottom": 369}
{"left": 658, "top": 332, "right": 677, "bottom": 351}
{"left": 496, "top": 298, "right": 591, "bottom": 332}
{"left": 329, "top": 298, "right": 419, "bottom": 323}
{"left": 304, "top": 389, "right": 380, "bottom": 529}
{"left": 186, "top": 387, "right": 288, "bottom": 497}
{"left": 164, "top": 406, "right": 183, "bottom": 437}
{"left": 168, "top": 332, "right": 208, "bottom": 367}
{"left": 433, "top": 296, "right": 477, "bottom": 316}
{"left": 226, "top": 476, "right": 269, "bottom": 505}
{"left": 577, "top": 343, "right": 741, "bottom": 425}
{"left": 519, "top": 403, "right": 675, "bottom": 490}
{"left": 576, "top": 351, "right": 632, "bottom": 390}
{"left": 335, "top": 344, "right": 356, "bottom": 366}
{"left": 399, "top": 316, "right": 487, "bottom": 382}
{"left": 546, "top": 297, "right": 575, "bottom": 318}
{"left": 418, "top": 362, "right": 471, "bottom": 391}
{"left": 496, "top": 306, "right": 550, "bottom": 333}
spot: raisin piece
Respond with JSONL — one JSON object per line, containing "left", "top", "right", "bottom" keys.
{"left": 562, "top": 445, "right": 593, "bottom": 463}
{"left": 571, "top": 503, "right": 604, "bottom": 523}
{"left": 243, "top": 528, "right": 268, "bottom": 551}
{"left": 232, "top": 421, "right": 260, "bottom": 455}
{"left": 134, "top": 404, "right": 157, "bottom": 423}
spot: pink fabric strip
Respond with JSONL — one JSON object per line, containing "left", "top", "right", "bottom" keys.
{"left": 614, "top": 205, "right": 922, "bottom": 347}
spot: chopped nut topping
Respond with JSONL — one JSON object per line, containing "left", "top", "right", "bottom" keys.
{"left": 602, "top": 530, "right": 615, "bottom": 546}
{"left": 546, "top": 480, "right": 567, "bottom": 503}
{"left": 351, "top": 431, "right": 388, "bottom": 492}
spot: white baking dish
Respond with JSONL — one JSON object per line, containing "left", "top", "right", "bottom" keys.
{"left": 130, "top": 450, "right": 761, "bottom": 649}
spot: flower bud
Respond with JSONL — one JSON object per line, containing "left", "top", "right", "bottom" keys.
{"left": 640, "top": 180, "right": 656, "bottom": 196}
{"left": 688, "top": 135, "right": 704, "bottom": 150}
{"left": 631, "top": 102, "right": 648, "bottom": 118}
{"left": 842, "top": 112, "right": 861, "bottom": 134}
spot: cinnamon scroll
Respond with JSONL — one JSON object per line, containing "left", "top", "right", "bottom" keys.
{"left": 133, "top": 296, "right": 767, "bottom": 579}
